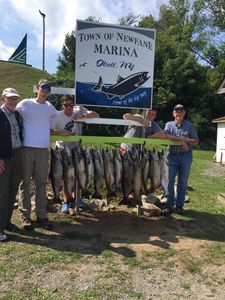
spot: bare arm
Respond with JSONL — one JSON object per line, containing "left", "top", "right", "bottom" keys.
{"left": 182, "top": 137, "right": 199, "bottom": 145}
{"left": 82, "top": 111, "right": 100, "bottom": 118}
{"left": 123, "top": 113, "right": 150, "bottom": 127}
{"left": 148, "top": 132, "right": 166, "bottom": 139}
{"left": 50, "top": 129, "right": 72, "bottom": 136}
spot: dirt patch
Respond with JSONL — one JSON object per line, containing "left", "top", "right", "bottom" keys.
{"left": 202, "top": 162, "right": 225, "bottom": 176}
{"left": 7, "top": 161, "right": 225, "bottom": 299}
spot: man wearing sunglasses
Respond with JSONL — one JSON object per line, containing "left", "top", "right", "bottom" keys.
{"left": 50, "top": 94, "right": 99, "bottom": 145}
{"left": 16, "top": 79, "right": 57, "bottom": 231}
{"left": 50, "top": 94, "right": 99, "bottom": 215}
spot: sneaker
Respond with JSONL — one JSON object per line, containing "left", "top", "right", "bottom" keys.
{"left": 37, "top": 218, "right": 53, "bottom": 230}
{"left": 175, "top": 206, "right": 185, "bottom": 214}
{"left": 0, "top": 232, "right": 8, "bottom": 242}
{"left": 5, "top": 222, "right": 19, "bottom": 232}
{"left": 162, "top": 207, "right": 174, "bottom": 216}
{"left": 61, "top": 202, "right": 69, "bottom": 213}
{"left": 22, "top": 218, "right": 33, "bottom": 231}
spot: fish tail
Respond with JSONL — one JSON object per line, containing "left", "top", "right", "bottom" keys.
{"left": 93, "top": 76, "right": 103, "bottom": 91}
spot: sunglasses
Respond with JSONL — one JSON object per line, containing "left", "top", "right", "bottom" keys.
{"left": 63, "top": 103, "right": 74, "bottom": 108}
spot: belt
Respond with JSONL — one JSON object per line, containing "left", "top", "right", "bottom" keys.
{"left": 170, "top": 152, "right": 190, "bottom": 156}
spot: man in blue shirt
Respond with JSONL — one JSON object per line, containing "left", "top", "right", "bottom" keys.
{"left": 163, "top": 104, "right": 199, "bottom": 215}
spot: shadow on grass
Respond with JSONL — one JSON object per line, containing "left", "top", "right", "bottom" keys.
{"left": 9, "top": 208, "right": 225, "bottom": 256}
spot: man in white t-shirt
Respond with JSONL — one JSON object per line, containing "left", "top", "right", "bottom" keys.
{"left": 50, "top": 94, "right": 99, "bottom": 214}
{"left": 16, "top": 79, "right": 57, "bottom": 231}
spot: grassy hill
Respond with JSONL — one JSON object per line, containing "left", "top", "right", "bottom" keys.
{"left": 0, "top": 60, "right": 50, "bottom": 99}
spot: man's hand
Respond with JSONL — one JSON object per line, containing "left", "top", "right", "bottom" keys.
{"left": 179, "top": 136, "right": 189, "bottom": 151}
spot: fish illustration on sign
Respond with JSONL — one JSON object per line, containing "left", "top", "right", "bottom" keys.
{"left": 92, "top": 71, "right": 150, "bottom": 99}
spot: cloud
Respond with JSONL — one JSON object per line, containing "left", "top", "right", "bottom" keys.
{"left": 0, "top": 40, "right": 15, "bottom": 60}
{"left": 1, "top": 0, "right": 169, "bottom": 72}
{"left": 7, "top": 0, "right": 169, "bottom": 53}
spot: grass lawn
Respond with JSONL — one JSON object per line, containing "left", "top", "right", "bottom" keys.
{"left": 0, "top": 150, "right": 225, "bottom": 300}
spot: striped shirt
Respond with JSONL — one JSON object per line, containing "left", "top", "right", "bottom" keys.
{"left": 164, "top": 119, "right": 198, "bottom": 154}
{"left": 1, "top": 105, "right": 22, "bottom": 149}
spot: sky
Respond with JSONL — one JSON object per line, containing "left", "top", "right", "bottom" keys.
{"left": 0, "top": 0, "right": 169, "bottom": 74}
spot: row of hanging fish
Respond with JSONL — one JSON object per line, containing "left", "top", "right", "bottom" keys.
{"left": 49, "top": 144, "right": 169, "bottom": 207}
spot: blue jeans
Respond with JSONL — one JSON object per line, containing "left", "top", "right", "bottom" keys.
{"left": 167, "top": 152, "right": 193, "bottom": 208}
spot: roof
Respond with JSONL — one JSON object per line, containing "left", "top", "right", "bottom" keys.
{"left": 212, "top": 116, "right": 225, "bottom": 123}
{"left": 217, "top": 76, "right": 225, "bottom": 94}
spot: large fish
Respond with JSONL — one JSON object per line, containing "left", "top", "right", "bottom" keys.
{"left": 72, "top": 144, "right": 87, "bottom": 194}
{"left": 141, "top": 148, "right": 150, "bottom": 195}
{"left": 130, "top": 149, "right": 142, "bottom": 206}
{"left": 61, "top": 145, "right": 75, "bottom": 202}
{"left": 49, "top": 146, "right": 63, "bottom": 203}
{"left": 92, "top": 148, "right": 105, "bottom": 199}
{"left": 159, "top": 150, "right": 169, "bottom": 197}
{"left": 102, "top": 148, "right": 115, "bottom": 198}
{"left": 113, "top": 148, "right": 123, "bottom": 191}
{"left": 92, "top": 71, "right": 150, "bottom": 99}
{"left": 149, "top": 149, "right": 161, "bottom": 192}
{"left": 84, "top": 148, "right": 95, "bottom": 193}
{"left": 120, "top": 151, "right": 134, "bottom": 205}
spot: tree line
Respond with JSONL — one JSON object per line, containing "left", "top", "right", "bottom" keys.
{"left": 48, "top": 0, "right": 225, "bottom": 150}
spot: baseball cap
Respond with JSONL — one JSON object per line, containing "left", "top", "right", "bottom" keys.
{"left": 2, "top": 88, "right": 20, "bottom": 98}
{"left": 173, "top": 104, "right": 185, "bottom": 111}
{"left": 39, "top": 79, "right": 51, "bottom": 92}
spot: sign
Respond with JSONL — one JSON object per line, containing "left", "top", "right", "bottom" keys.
{"left": 75, "top": 20, "right": 156, "bottom": 109}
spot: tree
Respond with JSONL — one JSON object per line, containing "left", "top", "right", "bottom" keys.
{"left": 57, "top": 17, "right": 100, "bottom": 78}
{"left": 139, "top": 0, "right": 225, "bottom": 148}
{"left": 57, "top": 30, "right": 76, "bottom": 78}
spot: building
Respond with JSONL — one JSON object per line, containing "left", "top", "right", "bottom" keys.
{"left": 212, "top": 77, "right": 225, "bottom": 163}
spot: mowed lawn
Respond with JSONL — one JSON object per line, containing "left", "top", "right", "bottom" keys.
{"left": 0, "top": 150, "right": 225, "bottom": 300}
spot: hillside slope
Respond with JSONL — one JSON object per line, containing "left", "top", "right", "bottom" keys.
{"left": 0, "top": 60, "right": 50, "bottom": 99}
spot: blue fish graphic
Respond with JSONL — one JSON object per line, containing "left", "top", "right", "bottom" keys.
{"left": 92, "top": 71, "right": 150, "bottom": 99}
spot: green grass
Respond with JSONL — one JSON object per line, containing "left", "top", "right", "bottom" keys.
{"left": 0, "top": 61, "right": 49, "bottom": 99}
{"left": 1, "top": 150, "right": 225, "bottom": 299}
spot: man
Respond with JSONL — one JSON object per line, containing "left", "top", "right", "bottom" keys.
{"left": 16, "top": 79, "right": 57, "bottom": 230}
{"left": 50, "top": 94, "right": 99, "bottom": 215}
{"left": 50, "top": 94, "right": 99, "bottom": 147}
{"left": 0, "top": 88, "right": 22, "bottom": 241}
{"left": 163, "top": 104, "right": 199, "bottom": 215}
{"left": 120, "top": 108, "right": 165, "bottom": 152}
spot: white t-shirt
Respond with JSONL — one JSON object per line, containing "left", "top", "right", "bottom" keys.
{"left": 50, "top": 106, "right": 92, "bottom": 148}
{"left": 16, "top": 98, "right": 57, "bottom": 148}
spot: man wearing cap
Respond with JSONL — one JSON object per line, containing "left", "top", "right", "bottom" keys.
{"left": 0, "top": 88, "right": 23, "bottom": 241}
{"left": 50, "top": 94, "right": 99, "bottom": 215}
{"left": 16, "top": 79, "right": 57, "bottom": 230}
{"left": 163, "top": 104, "right": 199, "bottom": 215}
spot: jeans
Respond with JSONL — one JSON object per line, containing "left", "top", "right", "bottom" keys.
{"left": 167, "top": 152, "right": 193, "bottom": 208}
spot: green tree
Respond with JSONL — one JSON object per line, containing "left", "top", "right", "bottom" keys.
{"left": 57, "top": 30, "right": 76, "bottom": 78}
{"left": 139, "top": 0, "right": 224, "bottom": 148}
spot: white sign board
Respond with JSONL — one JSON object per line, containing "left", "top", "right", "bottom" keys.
{"left": 75, "top": 20, "right": 156, "bottom": 109}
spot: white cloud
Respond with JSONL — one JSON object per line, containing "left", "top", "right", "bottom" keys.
{"left": 1, "top": 0, "right": 169, "bottom": 72}
{"left": 0, "top": 40, "right": 15, "bottom": 60}
{"left": 7, "top": 0, "right": 169, "bottom": 53}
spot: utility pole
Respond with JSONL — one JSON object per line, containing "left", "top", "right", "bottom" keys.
{"left": 39, "top": 9, "right": 46, "bottom": 71}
